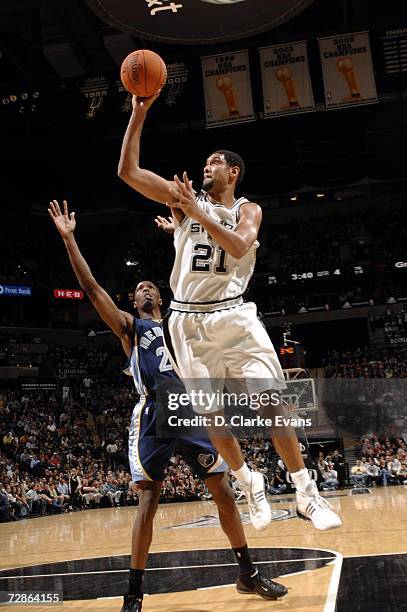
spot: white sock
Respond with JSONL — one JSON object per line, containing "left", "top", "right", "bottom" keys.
{"left": 232, "top": 463, "right": 252, "bottom": 487}
{"left": 291, "top": 467, "right": 312, "bottom": 493}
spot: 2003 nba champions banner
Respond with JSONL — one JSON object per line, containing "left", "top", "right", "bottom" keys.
{"left": 318, "top": 32, "right": 378, "bottom": 108}
{"left": 201, "top": 50, "right": 255, "bottom": 128}
{"left": 259, "top": 41, "right": 315, "bottom": 118}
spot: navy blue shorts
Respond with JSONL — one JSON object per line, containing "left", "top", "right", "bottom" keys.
{"left": 128, "top": 397, "right": 227, "bottom": 482}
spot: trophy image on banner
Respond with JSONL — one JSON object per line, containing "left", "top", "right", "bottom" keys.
{"left": 275, "top": 66, "right": 299, "bottom": 108}
{"left": 216, "top": 76, "right": 240, "bottom": 118}
{"left": 337, "top": 57, "right": 361, "bottom": 100}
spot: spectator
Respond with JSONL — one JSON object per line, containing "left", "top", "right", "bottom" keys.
{"left": 269, "top": 468, "right": 287, "bottom": 495}
{"left": 0, "top": 483, "right": 12, "bottom": 522}
{"left": 81, "top": 478, "right": 102, "bottom": 508}
{"left": 320, "top": 463, "right": 339, "bottom": 491}
{"left": 331, "top": 449, "right": 346, "bottom": 489}
{"left": 350, "top": 460, "right": 368, "bottom": 487}
{"left": 26, "top": 483, "right": 47, "bottom": 516}
{"left": 106, "top": 440, "right": 119, "bottom": 469}
{"left": 100, "top": 475, "right": 122, "bottom": 507}
{"left": 57, "top": 477, "right": 70, "bottom": 505}
{"left": 366, "top": 458, "right": 380, "bottom": 486}
{"left": 387, "top": 455, "right": 402, "bottom": 482}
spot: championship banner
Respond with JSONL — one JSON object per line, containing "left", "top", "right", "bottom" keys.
{"left": 259, "top": 41, "right": 315, "bottom": 118}
{"left": 201, "top": 50, "right": 255, "bottom": 128}
{"left": 318, "top": 32, "right": 378, "bottom": 108}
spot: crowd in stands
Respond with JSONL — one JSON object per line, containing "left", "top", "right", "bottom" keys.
{"left": 0, "top": 336, "right": 120, "bottom": 379}
{"left": 260, "top": 205, "right": 406, "bottom": 279}
{"left": 321, "top": 342, "right": 406, "bottom": 438}
{"left": 323, "top": 346, "right": 407, "bottom": 378}
{"left": 0, "top": 385, "right": 280, "bottom": 522}
{"left": 369, "top": 306, "right": 407, "bottom": 346}
{"left": 0, "top": 382, "right": 131, "bottom": 521}
{"left": 312, "top": 440, "right": 407, "bottom": 491}
{"left": 48, "top": 345, "right": 112, "bottom": 379}
{"left": 315, "top": 449, "right": 346, "bottom": 491}
{"left": 2, "top": 376, "right": 406, "bottom": 523}
{"left": 1, "top": 306, "right": 407, "bottom": 521}
{"left": 0, "top": 380, "right": 301, "bottom": 522}
{"left": 351, "top": 435, "right": 407, "bottom": 487}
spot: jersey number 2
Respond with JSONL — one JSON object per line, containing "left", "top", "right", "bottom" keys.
{"left": 156, "top": 347, "right": 172, "bottom": 372}
{"left": 191, "top": 243, "right": 228, "bottom": 274}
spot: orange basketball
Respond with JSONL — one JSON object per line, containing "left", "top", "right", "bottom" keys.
{"left": 120, "top": 49, "right": 167, "bottom": 97}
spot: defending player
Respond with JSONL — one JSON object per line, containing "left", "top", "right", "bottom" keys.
{"left": 118, "top": 94, "right": 342, "bottom": 532}
{"left": 48, "top": 200, "right": 288, "bottom": 612}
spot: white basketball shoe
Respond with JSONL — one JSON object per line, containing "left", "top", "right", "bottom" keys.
{"left": 241, "top": 471, "right": 272, "bottom": 531}
{"left": 296, "top": 481, "right": 342, "bottom": 530}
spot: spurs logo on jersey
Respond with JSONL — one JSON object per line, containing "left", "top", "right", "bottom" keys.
{"left": 170, "top": 191, "right": 258, "bottom": 308}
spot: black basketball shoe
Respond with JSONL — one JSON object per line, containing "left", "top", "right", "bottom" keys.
{"left": 236, "top": 570, "right": 288, "bottom": 600}
{"left": 121, "top": 594, "right": 143, "bottom": 611}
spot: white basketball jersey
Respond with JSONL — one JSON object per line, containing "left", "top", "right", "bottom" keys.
{"left": 170, "top": 191, "right": 258, "bottom": 308}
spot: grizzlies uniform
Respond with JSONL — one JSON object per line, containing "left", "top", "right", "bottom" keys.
{"left": 126, "top": 317, "right": 226, "bottom": 482}
{"left": 163, "top": 191, "right": 285, "bottom": 402}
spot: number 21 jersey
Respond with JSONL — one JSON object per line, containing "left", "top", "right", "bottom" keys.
{"left": 170, "top": 191, "right": 259, "bottom": 306}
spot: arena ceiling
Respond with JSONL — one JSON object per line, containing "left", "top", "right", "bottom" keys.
{"left": 0, "top": 0, "right": 407, "bottom": 213}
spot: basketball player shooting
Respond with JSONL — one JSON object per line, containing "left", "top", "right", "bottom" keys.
{"left": 118, "top": 94, "right": 341, "bottom": 532}
{"left": 48, "top": 200, "right": 288, "bottom": 611}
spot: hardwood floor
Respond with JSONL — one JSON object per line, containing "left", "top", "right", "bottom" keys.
{"left": 1, "top": 487, "right": 406, "bottom": 611}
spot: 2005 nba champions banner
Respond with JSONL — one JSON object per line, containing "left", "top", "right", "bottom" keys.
{"left": 318, "top": 31, "right": 378, "bottom": 108}
{"left": 259, "top": 41, "right": 315, "bottom": 118}
{"left": 201, "top": 50, "right": 255, "bottom": 128}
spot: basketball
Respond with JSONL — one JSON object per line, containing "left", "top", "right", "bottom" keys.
{"left": 120, "top": 49, "right": 167, "bottom": 97}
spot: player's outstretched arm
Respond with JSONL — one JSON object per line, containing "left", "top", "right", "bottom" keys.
{"left": 118, "top": 94, "right": 178, "bottom": 207}
{"left": 48, "top": 200, "right": 133, "bottom": 354}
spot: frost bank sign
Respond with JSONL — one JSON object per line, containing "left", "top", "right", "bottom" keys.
{"left": 86, "top": 0, "right": 315, "bottom": 44}
{"left": 0, "top": 284, "right": 32, "bottom": 297}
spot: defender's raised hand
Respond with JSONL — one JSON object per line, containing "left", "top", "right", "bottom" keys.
{"left": 154, "top": 215, "right": 175, "bottom": 234}
{"left": 48, "top": 200, "right": 76, "bottom": 239}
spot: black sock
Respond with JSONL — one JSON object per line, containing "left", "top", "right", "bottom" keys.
{"left": 232, "top": 545, "right": 256, "bottom": 577}
{"left": 128, "top": 568, "right": 144, "bottom": 598}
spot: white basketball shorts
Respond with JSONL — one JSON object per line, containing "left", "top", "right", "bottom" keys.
{"left": 163, "top": 302, "right": 286, "bottom": 411}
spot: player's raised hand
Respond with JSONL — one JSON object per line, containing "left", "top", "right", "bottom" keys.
{"left": 48, "top": 200, "right": 76, "bottom": 239}
{"left": 131, "top": 90, "right": 161, "bottom": 115}
{"left": 154, "top": 215, "right": 175, "bottom": 234}
{"left": 168, "top": 172, "right": 201, "bottom": 221}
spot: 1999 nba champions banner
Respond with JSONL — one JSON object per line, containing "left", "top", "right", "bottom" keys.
{"left": 201, "top": 50, "right": 255, "bottom": 128}
{"left": 318, "top": 31, "right": 378, "bottom": 109}
{"left": 259, "top": 41, "right": 315, "bottom": 118}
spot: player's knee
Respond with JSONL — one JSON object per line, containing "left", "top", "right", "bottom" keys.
{"left": 260, "top": 397, "right": 289, "bottom": 421}
{"left": 137, "top": 483, "right": 161, "bottom": 516}
{"left": 209, "top": 478, "right": 235, "bottom": 511}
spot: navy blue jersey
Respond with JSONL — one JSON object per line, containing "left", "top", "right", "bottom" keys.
{"left": 124, "top": 316, "right": 229, "bottom": 481}
{"left": 125, "top": 317, "right": 177, "bottom": 396}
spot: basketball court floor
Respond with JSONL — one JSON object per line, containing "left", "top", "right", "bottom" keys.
{"left": 1, "top": 487, "right": 406, "bottom": 611}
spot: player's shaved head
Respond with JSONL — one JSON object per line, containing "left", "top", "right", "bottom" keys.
{"left": 134, "top": 280, "right": 160, "bottom": 297}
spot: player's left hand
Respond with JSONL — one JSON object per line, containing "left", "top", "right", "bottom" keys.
{"left": 167, "top": 172, "right": 201, "bottom": 221}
